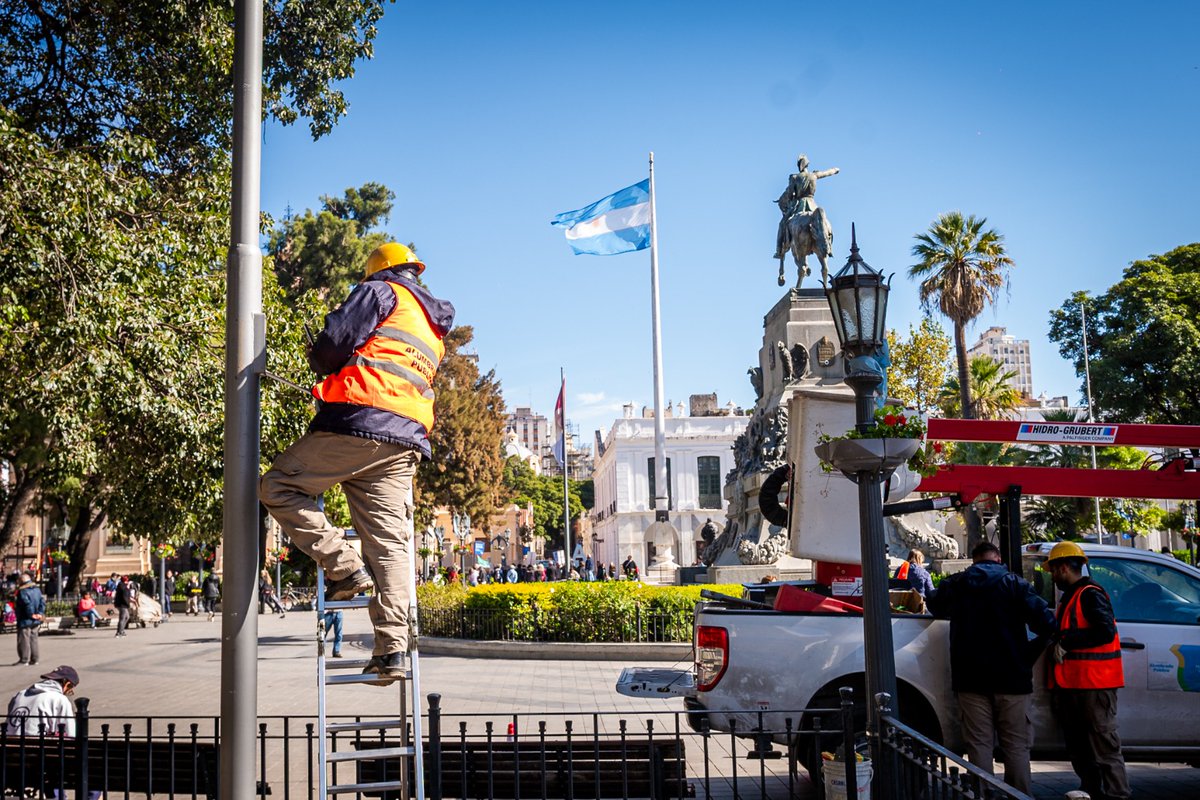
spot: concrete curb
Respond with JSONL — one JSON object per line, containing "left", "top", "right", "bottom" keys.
{"left": 419, "top": 637, "right": 693, "bottom": 662}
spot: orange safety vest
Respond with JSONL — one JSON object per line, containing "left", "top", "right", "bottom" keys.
{"left": 313, "top": 282, "right": 445, "bottom": 432}
{"left": 1051, "top": 583, "right": 1124, "bottom": 690}
{"left": 895, "top": 562, "right": 911, "bottom": 580}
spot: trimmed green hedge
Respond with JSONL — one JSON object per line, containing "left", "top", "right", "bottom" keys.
{"left": 416, "top": 582, "right": 743, "bottom": 643}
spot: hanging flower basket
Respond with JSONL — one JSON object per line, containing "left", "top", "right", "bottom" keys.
{"left": 816, "top": 405, "right": 940, "bottom": 479}
{"left": 155, "top": 543, "right": 176, "bottom": 559}
{"left": 48, "top": 549, "right": 70, "bottom": 563}
{"left": 815, "top": 437, "right": 921, "bottom": 478}
{"left": 268, "top": 546, "right": 290, "bottom": 562}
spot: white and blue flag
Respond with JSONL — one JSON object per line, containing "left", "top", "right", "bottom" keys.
{"left": 550, "top": 179, "right": 650, "bottom": 256}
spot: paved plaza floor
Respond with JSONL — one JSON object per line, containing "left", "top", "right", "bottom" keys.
{"left": 1, "top": 611, "right": 1196, "bottom": 800}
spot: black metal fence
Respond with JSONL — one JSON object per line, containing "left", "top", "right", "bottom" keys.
{"left": 418, "top": 606, "right": 694, "bottom": 643}
{"left": 0, "top": 695, "right": 862, "bottom": 800}
{"left": 1, "top": 690, "right": 1041, "bottom": 800}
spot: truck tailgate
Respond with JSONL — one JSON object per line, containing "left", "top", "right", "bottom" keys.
{"left": 615, "top": 667, "right": 696, "bottom": 698}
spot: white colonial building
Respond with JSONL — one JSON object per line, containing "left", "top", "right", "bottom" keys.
{"left": 590, "top": 397, "right": 748, "bottom": 572}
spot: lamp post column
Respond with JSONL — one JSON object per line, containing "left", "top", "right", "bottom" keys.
{"left": 845, "top": 369, "right": 899, "bottom": 737}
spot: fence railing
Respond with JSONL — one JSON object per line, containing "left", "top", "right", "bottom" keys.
{"left": 418, "top": 605, "right": 695, "bottom": 643}
{"left": 0, "top": 694, "right": 863, "bottom": 800}
{"left": 0, "top": 690, "right": 1042, "bottom": 800}
{"left": 875, "top": 694, "right": 1034, "bottom": 800}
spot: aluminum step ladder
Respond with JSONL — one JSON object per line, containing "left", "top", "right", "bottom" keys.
{"left": 315, "top": 528, "right": 425, "bottom": 800}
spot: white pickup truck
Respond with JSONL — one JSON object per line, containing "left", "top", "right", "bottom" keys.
{"left": 619, "top": 543, "right": 1200, "bottom": 771}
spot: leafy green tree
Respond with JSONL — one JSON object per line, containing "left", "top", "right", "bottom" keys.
{"left": 0, "top": 112, "right": 317, "bottom": 588}
{"left": 886, "top": 317, "right": 952, "bottom": 413}
{"left": 0, "top": 0, "right": 389, "bottom": 170}
{"left": 938, "top": 355, "right": 1022, "bottom": 420}
{"left": 501, "top": 457, "right": 584, "bottom": 550}
{"left": 909, "top": 212, "right": 1015, "bottom": 420}
{"left": 267, "top": 183, "right": 397, "bottom": 307}
{"left": 0, "top": 0, "right": 386, "bottom": 588}
{"left": 1048, "top": 245, "right": 1200, "bottom": 423}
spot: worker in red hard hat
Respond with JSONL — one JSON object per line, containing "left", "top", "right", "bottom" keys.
{"left": 260, "top": 242, "right": 454, "bottom": 687}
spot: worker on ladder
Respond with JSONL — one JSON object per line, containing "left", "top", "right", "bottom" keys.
{"left": 260, "top": 242, "right": 455, "bottom": 686}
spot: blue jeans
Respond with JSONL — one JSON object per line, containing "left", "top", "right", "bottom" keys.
{"left": 78, "top": 610, "right": 101, "bottom": 627}
{"left": 323, "top": 611, "right": 343, "bottom": 655}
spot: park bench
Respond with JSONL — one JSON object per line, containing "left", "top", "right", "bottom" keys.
{"left": 1, "top": 735, "right": 222, "bottom": 799}
{"left": 351, "top": 737, "right": 691, "bottom": 799}
{"left": 72, "top": 614, "right": 113, "bottom": 629}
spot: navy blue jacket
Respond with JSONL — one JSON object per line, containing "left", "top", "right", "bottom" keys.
{"left": 15, "top": 583, "right": 45, "bottom": 629}
{"left": 927, "top": 561, "right": 1056, "bottom": 695}
{"left": 307, "top": 267, "right": 455, "bottom": 459}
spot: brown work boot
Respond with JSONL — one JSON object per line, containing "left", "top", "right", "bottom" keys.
{"left": 324, "top": 568, "right": 373, "bottom": 602}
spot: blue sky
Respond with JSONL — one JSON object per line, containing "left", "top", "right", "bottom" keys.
{"left": 260, "top": 1, "right": 1200, "bottom": 442}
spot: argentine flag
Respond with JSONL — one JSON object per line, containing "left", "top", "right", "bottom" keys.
{"left": 550, "top": 180, "right": 650, "bottom": 256}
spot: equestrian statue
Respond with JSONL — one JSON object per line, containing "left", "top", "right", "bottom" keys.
{"left": 773, "top": 154, "right": 838, "bottom": 289}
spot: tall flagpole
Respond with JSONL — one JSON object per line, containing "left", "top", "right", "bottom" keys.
{"left": 649, "top": 153, "right": 668, "bottom": 522}
{"left": 561, "top": 367, "right": 571, "bottom": 570}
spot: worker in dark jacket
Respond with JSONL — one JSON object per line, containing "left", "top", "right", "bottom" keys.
{"left": 260, "top": 242, "right": 454, "bottom": 687}
{"left": 927, "top": 542, "right": 1055, "bottom": 794}
{"left": 1045, "top": 541, "right": 1130, "bottom": 800}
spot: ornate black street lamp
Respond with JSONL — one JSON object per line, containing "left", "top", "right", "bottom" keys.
{"left": 822, "top": 226, "right": 899, "bottom": 760}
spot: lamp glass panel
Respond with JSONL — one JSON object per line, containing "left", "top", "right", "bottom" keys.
{"left": 835, "top": 285, "right": 861, "bottom": 341}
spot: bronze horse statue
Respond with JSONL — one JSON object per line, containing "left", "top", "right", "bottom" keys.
{"left": 777, "top": 205, "right": 833, "bottom": 289}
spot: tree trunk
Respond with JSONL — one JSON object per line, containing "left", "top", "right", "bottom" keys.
{"left": 0, "top": 472, "right": 38, "bottom": 556}
{"left": 954, "top": 320, "right": 974, "bottom": 419}
{"left": 65, "top": 504, "right": 106, "bottom": 592}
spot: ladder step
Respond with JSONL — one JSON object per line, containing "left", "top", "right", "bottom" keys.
{"left": 324, "top": 597, "right": 373, "bottom": 610}
{"left": 327, "top": 745, "right": 415, "bottom": 763}
{"left": 326, "top": 719, "right": 406, "bottom": 734}
{"left": 325, "top": 672, "right": 410, "bottom": 686}
{"left": 324, "top": 658, "right": 374, "bottom": 670}
{"left": 328, "top": 780, "right": 406, "bottom": 794}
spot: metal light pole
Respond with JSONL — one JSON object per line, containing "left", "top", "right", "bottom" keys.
{"left": 453, "top": 513, "right": 471, "bottom": 577}
{"left": 222, "top": 0, "right": 264, "bottom": 795}
{"left": 1080, "top": 298, "right": 1105, "bottom": 543}
{"left": 822, "top": 228, "right": 899, "bottom": 776}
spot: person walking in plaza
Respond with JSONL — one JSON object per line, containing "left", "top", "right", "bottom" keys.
{"left": 259, "top": 242, "right": 454, "bottom": 687}
{"left": 113, "top": 576, "right": 134, "bottom": 637}
{"left": 201, "top": 573, "right": 221, "bottom": 620}
{"left": 926, "top": 542, "right": 1055, "bottom": 794}
{"left": 185, "top": 574, "right": 201, "bottom": 615}
{"left": 259, "top": 572, "right": 286, "bottom": 618}
{"left": 1045, "top": 542, "right": 1131, "bottom": 800}
{"left": 14, "top": 573, "right": 44, "bottom": 665}
{"left": 323, "top": 610, "right": 344, "bottom": 658}
{"left": 6, "top": 665, "right": 80, "bottom": 737}
{"left": 161, "top": 570, "right": 176, "bottom": 621}
{"left": 894, "top": 548, "right": 935, "bottom": 597}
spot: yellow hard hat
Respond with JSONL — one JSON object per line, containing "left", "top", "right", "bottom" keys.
{"left": 365, "top": 242, "right": 425, "bottom": 278}
{"left": 1046, "top": 541, "right": 1088, "bottom": 564}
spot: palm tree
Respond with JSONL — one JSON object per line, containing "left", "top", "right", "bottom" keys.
{"left": 910, "top": 212, "right": 1014, "bottom": 419}
{"left": 938, "top": 356, "right": 1022, "bottom": 420}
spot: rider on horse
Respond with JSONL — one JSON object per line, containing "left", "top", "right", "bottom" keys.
{"left": 774, "top": 154, "right": 839, "bottom": 287}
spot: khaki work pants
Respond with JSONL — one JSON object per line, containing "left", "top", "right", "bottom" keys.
{"left": 16, "top": 626, "right": 39, "bottom": 663}
{"left": 956, "top": 691, "right": 1033, "bottom": 794}
{"left": 1052, "top": 688, "right": 1131, "bottom": 800}
{"left": 259, "top": 431, "right": 419, "bottom": 657}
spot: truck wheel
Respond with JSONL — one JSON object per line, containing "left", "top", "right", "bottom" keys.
{"left": 791, "top": 677, "right": 942, "bottom": 780}
{"left": 758, "top": 464, "right": 791, "bottom": 528}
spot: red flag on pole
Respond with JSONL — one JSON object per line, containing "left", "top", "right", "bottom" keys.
{"left": 552, "top": 378, "right": 565, "bottom": 465}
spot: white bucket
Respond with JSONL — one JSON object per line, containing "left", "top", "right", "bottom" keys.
{"left": 822, "top": 758, "right": 872, "bottom": 800}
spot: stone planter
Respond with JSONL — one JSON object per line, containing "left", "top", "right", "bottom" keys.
{"left": 815, "top": 437, "right": 920, "bottom": 479}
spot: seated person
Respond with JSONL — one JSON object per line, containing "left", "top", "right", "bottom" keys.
{"left": 76, "top": 592, "right": 101, "bottom": 628}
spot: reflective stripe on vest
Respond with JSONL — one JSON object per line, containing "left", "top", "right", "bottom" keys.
{"left": 313, "top": 282, "right": 445, "bottom": 431}
{"left": 1051, "top": 583, "right": 1124, "bottom": 690}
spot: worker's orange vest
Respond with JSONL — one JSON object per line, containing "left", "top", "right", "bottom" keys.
{"left": 313, "top": 282, "right": 445, "bottom": 432}
{"left": 1051, "top": 584, "right": 1124, "bottom": 690}
{"left": 895, "top": 562, "right": 911, "bottom": 580}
